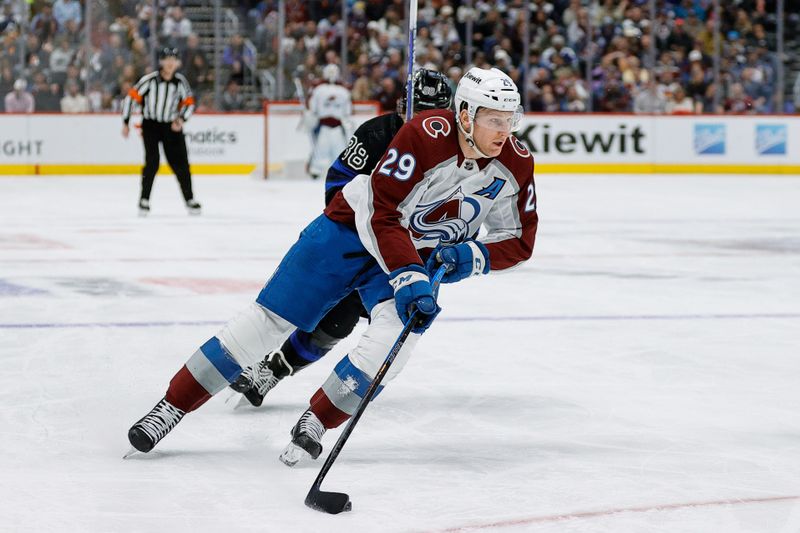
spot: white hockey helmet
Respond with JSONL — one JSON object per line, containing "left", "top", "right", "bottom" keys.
{"left": 455, "top": 67, "right": 522, "bottom": 154}
{"left": 322, "top": 63, "right": 341, "bottom": 83}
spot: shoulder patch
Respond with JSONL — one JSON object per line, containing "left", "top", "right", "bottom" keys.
{"left": 422, "top": 116, "right": 451, "bottom": 139}
{"left": 510, "top": 136, "right": 530, "bottom": 158}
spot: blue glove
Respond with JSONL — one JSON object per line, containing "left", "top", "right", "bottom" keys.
{"left": 425, "top": 240, "right": 491, "bottom": 284}
{"left": 389, "top": 265, "right": 441, "bottom": 333}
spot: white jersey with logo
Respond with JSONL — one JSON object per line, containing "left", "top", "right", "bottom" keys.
{"left": 307, "top": 82, "right": 353, "bottom": 177}
{"left": 308, "top": 83, "right": 352, "bottom": 123}
{"left": 324, "top": 109, "right": 538, "bottom": 274}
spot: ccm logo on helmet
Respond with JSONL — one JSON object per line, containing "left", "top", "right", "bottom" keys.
{"left": 422, "top": 116, "right": 451, "bottom": 139}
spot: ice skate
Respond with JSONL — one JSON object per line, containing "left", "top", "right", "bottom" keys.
{"left": 127, "top": 397, "right": 185, "bottom": 454}
{"left": 138, "top": 198, "right": 150, "bottom": 217}
{"left": 186, "top": 199, "right": 202, "bottom": 215}
{"left": 279, "top": 409, "right": 326, "bottom": 467}
{"left": 229, "top": 350, "right": 292, "bottom": 407}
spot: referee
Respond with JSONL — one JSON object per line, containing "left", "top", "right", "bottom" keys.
{"left": 122, "top": 47, "right": 201, "bottom": 216}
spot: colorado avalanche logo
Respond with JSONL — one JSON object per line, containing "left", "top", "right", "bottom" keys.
{"left": 409, "top": 188, "right": 482, "bottom": 243}
{"left": 422, "top": 116, "right": 451, "bottom": 139}
{"left": 510, "top": 135, "right": 530, "bottom": 158}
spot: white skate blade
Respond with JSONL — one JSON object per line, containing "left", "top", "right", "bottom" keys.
{"left": 279, "top": 442, "right": 312, "bottom": 467}
{"left": 123, "top": 447, "right": 140, "bottom": 459}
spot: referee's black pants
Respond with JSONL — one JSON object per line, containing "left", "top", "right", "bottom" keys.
{"left": 140, "top": 119, "right": 194, "bottom": 202}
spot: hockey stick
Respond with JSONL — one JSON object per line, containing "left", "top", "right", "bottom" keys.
{"left": 305, "top": 262, "right": 449, "bottom": 514}
{"left": 404, "top": 0, "right": 418, "bottom": 122}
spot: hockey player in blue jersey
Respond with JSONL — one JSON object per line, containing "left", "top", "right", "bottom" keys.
{"left": 228, "top": 69, "right": 453, "bottom": 408}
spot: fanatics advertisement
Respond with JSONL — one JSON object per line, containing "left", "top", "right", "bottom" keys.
{"left": 0, "top": 114, "right": 264, "bottom": 175}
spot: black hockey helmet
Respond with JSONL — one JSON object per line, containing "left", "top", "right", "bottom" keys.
{"left": 158, "top": 47, "right": 180, "bottom": 60}
{"left": 398, "top": 68, "right": 453, "bottom": 116}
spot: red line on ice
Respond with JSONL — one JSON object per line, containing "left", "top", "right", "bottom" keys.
{"left": 428, "top": 495, "right": 800, "bottom": 532}
{"left": 139, "top": 277, "right": 263, "bottom": 294}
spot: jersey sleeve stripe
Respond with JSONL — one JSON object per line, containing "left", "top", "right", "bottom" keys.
{"left": 355, "top": 177, "right": 390, "bottom": 273}
{"left": 330, "top": 158, "right": 358, "bottom": 178}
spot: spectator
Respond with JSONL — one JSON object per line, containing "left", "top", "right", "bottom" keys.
{"left": 30, "top": 3, "right": 58, "bottom": 43}
{"left": 60, "top": 80, "right": 89, "bottom": 113}
{"left": 541, "top": 85, "right": 561, "bottom": 112}
{"left": 351, "top": 74, "right": 371, "bottom": 100}
{"left": 564, "top": 84, "right": 588, "bottom": 111}
{"left": 0, "top": 25, "right": 18, "bottom": 64}
{"left": 665, "top": 84, "right": 694, "bottom": 114}
{"left": 374, "top": 76, "right": 400, "bottom": 112}
{"left": 0, "top": 1, "right": 19, "bottom": 34}
{"left": 667, "top": 19, "right": 694, "bottom": 52}
{"left": 87, "top": 80, "right": 104, "bottom": 112}
{"left": 633, "top": 79, "right": 667, "bottom": 113}
{"left": 53, "top": 0, "right": 82, "bottom": 30}
{"left": 63, "top": 63, "right": 81, "bottom": 90}
{"left": 36, "top": 82, "right": 63, "bottom": 112}
{"left": 137, "top": 4, "right": 153, "bottom": 41}
{"left": 685, "top": 63, "right": 709, "bottom": 102}
{"left": 184, "top": 50, "right": 212, "bottom": 92}
{"left": 5, "top": 79, "right": 35, "bottom": 113}
{"left": 182, "top": 34, "right": 206, "bottom": 73}
{"left": 62, "top": 18, "right": 81, "bottom": 45}
{"left": 683, "top": 11, "right": 704, "bottom": 41}
{"left": 723, "top": 82, "right": 754, "bottom": 114}
{"left": 25, "top": 34, "right": 48, "bottom": 72}
{"left": 99, "top": 33, "right": 131, "bottom": 75}
{"left": 222, "top": 34, "right": 252, "bottom": 84}
{"left": 542, "top": 35, "right": 578, "bottom": 70}
{"left": 162, "top": 6, "right": 192, "bottom": 48}
{"left": 195, "top": 92, "right": 215, "bottom": 113}
{"left": 0, "top": 64, "right": 14, "bottom": 110}
{"left": 221, "top": 80, "right": 244, "bottom": 111}
{"left": 50, "top": 36, "right": 74, "bottom": 86}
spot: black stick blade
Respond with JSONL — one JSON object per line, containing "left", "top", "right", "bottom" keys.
{"left": 305, "top": 487, "right": 352, "bottom": 514}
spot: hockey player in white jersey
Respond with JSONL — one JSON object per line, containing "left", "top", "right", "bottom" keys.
{"left": 126, "top": 67, "right": 538, "bottom": 466}
{"left": 306, "top": 64, "right": 353, "bottom": 179}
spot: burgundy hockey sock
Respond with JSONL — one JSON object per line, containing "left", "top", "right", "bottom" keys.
{"left": 309, "top": 387, "right": 351, "bottom": 429}
{"left": 166, "top": 365, "right": 212, "bottom": 413}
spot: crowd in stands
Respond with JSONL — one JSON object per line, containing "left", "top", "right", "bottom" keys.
{"left": 1, "top": 0, "right": 795, "bottom": 115}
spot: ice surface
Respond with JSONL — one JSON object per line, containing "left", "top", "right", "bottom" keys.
{"left": 1, "top": 174, "right": 799, "bottom": 532}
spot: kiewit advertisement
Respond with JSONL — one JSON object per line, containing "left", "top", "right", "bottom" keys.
{"left": 511, "top": 115, "right": 799, "bottom": 173}
{"left": 0, "top": 114, "right": 263, "bottom": 175}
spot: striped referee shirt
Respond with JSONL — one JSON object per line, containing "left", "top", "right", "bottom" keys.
{"left": 122, "top": 71, "right": 195, "bottom": 125}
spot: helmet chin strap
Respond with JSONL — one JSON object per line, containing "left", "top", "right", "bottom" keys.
{"left": 457, "top": 119, "right": 492, "bottom": 159}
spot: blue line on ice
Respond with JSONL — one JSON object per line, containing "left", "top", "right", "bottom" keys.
{"left": 2, "top": 313, "right": 799, "bottom": 329}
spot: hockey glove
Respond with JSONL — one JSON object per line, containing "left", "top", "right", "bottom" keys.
{"left": 426, "top": 240, "right": 491, "bottom": 284}
{"left": 389, "top": 265, "right": 441, "bottom": 334}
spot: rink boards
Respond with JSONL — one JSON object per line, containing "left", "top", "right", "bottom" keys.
{"left": 0, "top": 111, "right": 798, "bottom": 175}
{"left": 0, "top": 113, "right": 264, "bottom": 176}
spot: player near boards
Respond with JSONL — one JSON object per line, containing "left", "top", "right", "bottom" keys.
{"left": 229, "top": 69, "right": 454, "bottom": 408}
{"left": 121, "top": 47, "right": 201, "bottom": 216}
{"left": 306, "top": 64, "right": 353, "bottom": 180}
{"left": 127, "top": 67, "right": 538, "bottom": 467}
